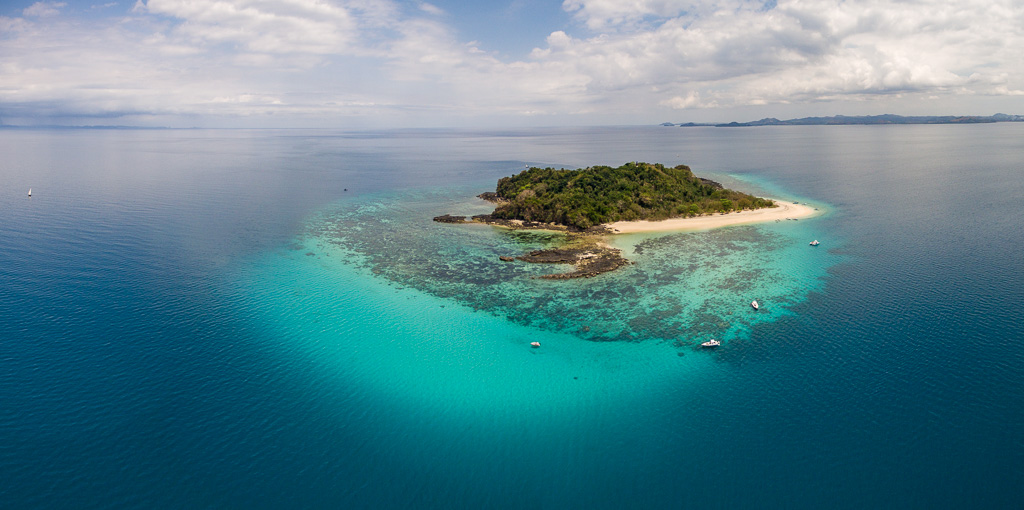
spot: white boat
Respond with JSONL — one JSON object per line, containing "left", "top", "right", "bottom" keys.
{"left": 530, "top": 341, "right": 541, "bottom": 348}
{"left": 809, "top": 240, "right": 820, "bottom": 246}
{"left": 27, "top": 188, "right": 32, "bottom": 197}
{"left": 751, "top": 300, "right": 759, "bottom": 310}
{"left": 701, "top": 339, "right": 720, "bottom": 348}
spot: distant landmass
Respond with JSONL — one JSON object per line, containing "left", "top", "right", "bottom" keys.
{"left": 662, "top": 113, "right": 1024, "bottom": 127}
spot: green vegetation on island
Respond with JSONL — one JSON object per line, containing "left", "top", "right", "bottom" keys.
{"left": 487, "top": 162, "right": 776, "bottom": 230}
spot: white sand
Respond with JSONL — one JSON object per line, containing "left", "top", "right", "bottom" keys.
{"left": 605, "top": 201, "right": 818, "bottom": 234}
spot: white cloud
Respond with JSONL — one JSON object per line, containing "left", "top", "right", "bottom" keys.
{"left": 562, "top": 0, "right": 759, "bottom": 30}
{"left": 1, "top": 0, "right": 1023, "bottom": 126}
{"left": 535, "top": 0, "right": 1024, "bottom": 112}
{"left": 138, "top": 0, "right": 359, "bottom": 55}
{"left": 23, "top": 2, "right": 67, "bottom": 17}
{"left": 418, "top": 2, "right": 444, "bottom": 16}
{"left": 662, "top": 91, "right": 716, "bottom": 109}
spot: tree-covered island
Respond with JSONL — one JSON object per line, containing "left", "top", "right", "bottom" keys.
{"left": 434, "top": 162, "right": 778, "bottom": 279}
{"left": 485, "top": 162, "right": 775, "bottom": 230}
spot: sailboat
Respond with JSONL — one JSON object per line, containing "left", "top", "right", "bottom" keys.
{"left": 751, "top": 300, "right": 759, "bottom": 310}
{"left": 28, "top": 188, "right": 32, "bottom": 197}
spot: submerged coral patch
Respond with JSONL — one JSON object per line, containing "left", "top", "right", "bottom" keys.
{"left": 306, "top": 189, "right": 831, "bottom": 346}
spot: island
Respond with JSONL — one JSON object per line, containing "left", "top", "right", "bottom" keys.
{"left": 434, "top": 162, "right": 815, "bottom": 279}
{"left": 661, "top": 113, "right": 1024, "bottom": 127}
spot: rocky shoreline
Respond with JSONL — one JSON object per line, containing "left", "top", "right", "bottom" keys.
{"left": 476, "top": 192, "right": 508, "bottom": 204}
{"left": 432, "top": 212, "right": 612, "bottom": 234}
{"left": 433, "top": 207, "right": 627, "bottom": 279}
{"left": 506, "top": 243, "right": 630, "bottom": 279}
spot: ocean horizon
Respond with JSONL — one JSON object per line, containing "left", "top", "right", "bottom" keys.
{"left": 2, "top": 124, "right": 1023, "bottom": 508}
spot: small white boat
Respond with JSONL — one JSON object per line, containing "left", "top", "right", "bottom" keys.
{"left": 701, "top": 339, "right": 720, "bottom": 348}
{"left": 809, "top": 240, "right": 820, "bottom": 246}
{"left": 28, "top": 188, "right": 32, "bottom": 197}
{"left": 530, "top": 341, "right": 541, "bottom": 348}
{"left": 751, "top": 300, "right": 759, "bottom": 310}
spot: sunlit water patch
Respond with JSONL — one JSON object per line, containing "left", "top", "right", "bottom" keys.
{"left": 301, "top": 184, "right": 839, "bottom": 349}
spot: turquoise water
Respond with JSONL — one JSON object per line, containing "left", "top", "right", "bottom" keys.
{"left": 295, "top": 185, "right": 835, "bottom": 345}
{"left": 2, "top": 126, "right": 1023, "bottom": 508}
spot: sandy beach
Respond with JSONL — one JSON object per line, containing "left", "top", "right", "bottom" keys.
{"left": 605, "top": 201, "right": 818, "bottom": 234}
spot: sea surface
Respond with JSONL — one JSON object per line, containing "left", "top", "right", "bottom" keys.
{"left": 2, "top": 125, "right": 1023, "bottom": 508}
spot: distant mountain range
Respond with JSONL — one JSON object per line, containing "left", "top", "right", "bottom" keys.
{"left": 661, "top": 113, "right": 1024, "bottom": 127}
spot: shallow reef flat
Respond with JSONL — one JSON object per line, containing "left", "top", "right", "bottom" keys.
{"left": 308, "top": 187, "right": 834, "bottom": 346}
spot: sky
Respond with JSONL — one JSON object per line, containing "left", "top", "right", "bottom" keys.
{"left": 2, "top": 0, "right": 1023, "bottom": 128}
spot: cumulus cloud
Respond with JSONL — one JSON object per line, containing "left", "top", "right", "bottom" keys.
{"left": 0, "top": 0, "right": 447, "bottom": 125}
{"left": 563, "top": 0, "right": 702, "bottom": 30}
{"left": 137, "top": 0, "right": 358, "bottom": 55}
{"left": 1, "top": 0, "right": 1022, "bottom": 126}
{"left": 536, "top": 0, "right": 1024, "bottom": 111}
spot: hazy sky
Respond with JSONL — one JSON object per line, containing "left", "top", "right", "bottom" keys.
{"left": 2, "top": 0, "right": 1023, "bottom": 127}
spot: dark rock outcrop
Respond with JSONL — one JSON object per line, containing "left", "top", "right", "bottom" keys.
{"left": 515, "top": 245, "right": 630, "bottom": 279}
{"left": 432, "top": 214, "right": 469, "bottom": 223}
{"left": 698, "top": 177, "right": 723, "bottom": 189}
{"left": 477, "top": 192, "right": 508, "bottom": 204}
{"left": 433, "top": 211, "right": 623, "bottom": 279}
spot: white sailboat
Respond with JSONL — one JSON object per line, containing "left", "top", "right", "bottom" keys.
{"left": 751, "top": 300, "right": 759, "bottom": 310}
{"left": 27, "top": 188, "right": 32, "bottom": 197}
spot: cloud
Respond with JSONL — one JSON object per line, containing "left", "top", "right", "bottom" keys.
{"left": 0, "top": 0, "right": 434, "bottom": 125}
{"left": 23, "top": 2, "right": 67, "bottom": 17}
{"left": 137, "top": 0, "right": 359, "bottom": 55}
{"left": 536, "top": 0, "right": 1024, "bottom": 111}
{"left": 662, "top": 91, "right": 716, "bottom": 109}
{"left": 1, "top": 0, "right": 1022, "bottom": 126}
{"left": 418, "top": 2, "right": 444, "bottom": 16}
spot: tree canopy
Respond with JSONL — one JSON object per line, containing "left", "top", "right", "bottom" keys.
{"left": 489, "top": 162, "right": 775, "bottom": 229}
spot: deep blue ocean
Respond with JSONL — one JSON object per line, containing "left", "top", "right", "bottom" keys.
{"left": 2, "top": 125, "right": 1023, "bottom": 508}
